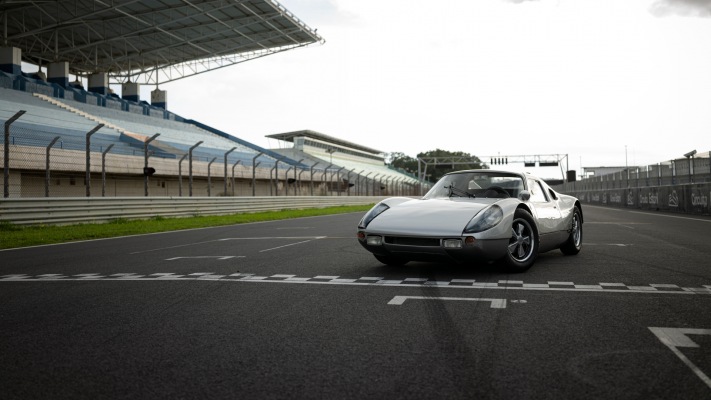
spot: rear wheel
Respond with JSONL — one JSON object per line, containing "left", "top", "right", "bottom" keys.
{"left": 374, "top": 255, "right": 409, "bottom": 266}
{"left": 502, "top": 209, "right": 539, "bottom": 272}
{"left": 560, "top": 206, "right": 582, "bottom": 255}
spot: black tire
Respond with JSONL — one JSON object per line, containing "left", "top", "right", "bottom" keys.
{"left": 560, "top": 207, "right": 583, "bottom": 255}
{"left": 503, "top": 209, "right": 539, "bottom": 272}
{"left": 374, "top": 254, "right": 409, "bottom": 266}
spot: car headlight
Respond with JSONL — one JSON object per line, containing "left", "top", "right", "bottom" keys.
{"left": 463, "top": 205, "right": 503, "bottom": 233}
{"left": 358, "top": 202, "right": 390, "bottom": 229}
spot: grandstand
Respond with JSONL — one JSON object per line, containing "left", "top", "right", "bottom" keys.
{"left": 267, "top": 130, "right": 419, "bottom": 196}
{"left": 0, "top": 1, "right": 420, "bottom": 198}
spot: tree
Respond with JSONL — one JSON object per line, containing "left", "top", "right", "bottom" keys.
{"left": 386, "top": 152, "right": 418, "bottom": 175}
{"left": 416, "top": 149, "right": 486, "bottom": 182}
{"left": 386, "top": 149, "right": 486, "bottom": 182}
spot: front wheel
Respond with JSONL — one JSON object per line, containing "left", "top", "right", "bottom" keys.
{"left": 560, "top": 206, "right": 582, "bottom": 255}
{"left": 502, "top": 209, "right": 539, "bottom": 272}
{"left": 374, "top": 254, "right": 409, "bottom": 266}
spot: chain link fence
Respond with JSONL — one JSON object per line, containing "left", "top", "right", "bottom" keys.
{"left": 562, "top": 156, "right": 711, "bottom": 192}
{"left": 2, "top": 109, "right": 419, "bottom": 199}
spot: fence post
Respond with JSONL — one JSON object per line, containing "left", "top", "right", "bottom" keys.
{"left": 251, "top": 152, "right": 263, "bottom": 196}
{"left": 101, "top": 144, "right": 114, "bottom": 197}
{"left": 346, "top": 169, "right": 354, "bottom": 196}
{"left": 178, "top": 153, "right": 188, "bottom": 196}
{"left": 293, "top": 159, "right": 304, "bottom": 196}
{"left": 336, "top": 167, "right": 344, "bottom": 196}
{"left": 143, "top": 133, "right": 160, "bottom": 197}
{"left": 223, "top": 147, "right": 236, "bottom": 196}
{"left": 285, "top": 167, "right": 293, "bottom": 196}
{"left": 188, "top": 141, "right": 203, "bottom": 197}
{"left": 321, "top": 164, "right": 333, "bottom": 196}
{"left": 45, "top": 136, "right": 61, "bottom": 197}
{"left": 231, "top": 160, "right": 241, "bottom": 196}
{"left": 372, "top": 174, "right": 381, "bottom": 196}
{"left": 252, "top": 161, "right": 261, "bottom": 196}
{"left": 309, "top": 162, "right": 320, "bottom": 196}
{"left": 364, "top": 172, "right": 373, "bottom": 196}
{"left": 274, "top": 159, "right": 282, "bottom": 196}
{"left": 4, "top": 110, "right": 25, "bottom": 198}
{"left": 207, "top": 157, "right": 216, "bottom": 197}
{"left": 298, "top": 168, "right": 307, "bottom": 196}
{"left": 85, "top": 124, "right": 104, "bottom": 197}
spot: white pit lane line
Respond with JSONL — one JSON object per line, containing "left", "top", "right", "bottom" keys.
{"left": 388, "top": 296, "right": 513, "bottom": 308}
{"left": 165, "top": 256, "right": 244, "bottom": 261}
{"left": 129, "top": 236, "right": 330, "bottom": 256}
{"left": 2, "top": 273, "right": 710, "bottom": 296}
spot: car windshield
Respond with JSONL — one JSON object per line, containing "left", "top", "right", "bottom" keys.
{"left": 423, "top": 171, "right": 525, "bottom": 199}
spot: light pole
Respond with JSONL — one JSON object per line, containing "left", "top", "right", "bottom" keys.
{"left": 684, "top": 150, "right": 697, "bottom": 184}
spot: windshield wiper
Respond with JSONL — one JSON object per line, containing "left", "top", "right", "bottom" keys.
{"left": 445, "top": 185, "right": 476, "bottom": 198}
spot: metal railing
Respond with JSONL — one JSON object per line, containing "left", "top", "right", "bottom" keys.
{"left": 553, "top": 153, "right": 711, "bottom": 216}
{"left": 0, "top": 196, "right": 387, "bottom": 225}
{"left": 559, "top": 155, "right": 711, "bottom": 192}
{"left": 1, "top": 110, "right": 420, "bottom": 198}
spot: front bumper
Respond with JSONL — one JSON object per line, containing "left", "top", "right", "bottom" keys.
{"left": 357, "top": 232, "right": 508, "bottom": 263}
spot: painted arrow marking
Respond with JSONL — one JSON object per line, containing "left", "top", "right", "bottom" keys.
{"left": 388, "top": 296, "right": 519, "bottom": 309}
{"left": 649, "top": 327, "right": 711, "bottom": 389}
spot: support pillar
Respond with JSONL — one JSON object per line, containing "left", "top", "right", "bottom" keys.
{"left": 88, "top": 72, "right": 109, "bottom": 95}
{"left": 48, "top": 62, "right": 69, "bottom": 87}
{"left": 122, "top": 81, "right": 140, "bottom": 102}
{"left": 0, "top": 47, "right": 21, "bottom": 75}
{"left": 151, "top": 88, "right": 167, "bottom": 109}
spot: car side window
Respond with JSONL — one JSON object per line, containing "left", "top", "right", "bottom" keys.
{"left": 527, "top": 179, "right": 548, "bottom": 203}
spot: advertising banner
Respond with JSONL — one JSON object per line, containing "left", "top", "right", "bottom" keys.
{"left": 570, "top": 183, "right": 710, "bottom": 216}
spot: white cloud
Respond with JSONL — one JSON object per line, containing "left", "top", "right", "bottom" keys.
{"left": 650, "top": 0, "right": 711, "bottom": 17}
{"left": 160, "top": 0, "right": 711, "bottom": 176}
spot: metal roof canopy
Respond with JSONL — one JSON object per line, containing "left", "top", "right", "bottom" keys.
{"left": 1, "top": 0, "right": 323, "bottom": 85}
{"left": 267, "top": 130, "right": 384, "bottom": 156}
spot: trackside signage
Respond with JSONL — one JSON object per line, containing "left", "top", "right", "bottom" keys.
{"left": 570, "top": 184, "right": 710, "bottom": 216}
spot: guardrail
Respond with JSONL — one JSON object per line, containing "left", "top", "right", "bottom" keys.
{"left": 0, "top": 196, "right": 386, "bottom": 226}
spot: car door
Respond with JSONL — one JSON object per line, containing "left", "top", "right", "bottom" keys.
{"left": 526, "top": 178, "right": 562, "bottom": 235}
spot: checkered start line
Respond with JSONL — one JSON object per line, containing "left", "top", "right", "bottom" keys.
{"left": 2, "top": 273, "right": 711, "bottom": 294}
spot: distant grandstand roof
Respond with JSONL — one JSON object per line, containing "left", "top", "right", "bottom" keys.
{"left": 267, "top": 130, "right": 383, "bottom": 156}
{"left": 1, "top": 0, "right": 323, "bottom": 85}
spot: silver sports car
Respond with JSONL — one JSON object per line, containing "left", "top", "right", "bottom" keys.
{"left": 357, "top": 169, "right": 582, "bottom": 272}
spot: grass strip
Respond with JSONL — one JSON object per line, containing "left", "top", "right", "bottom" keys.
{"left": 0, "top": 204, "right": 373, "bottom": 250}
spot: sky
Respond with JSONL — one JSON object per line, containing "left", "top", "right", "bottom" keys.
{"left": 148, "top": 0, "right": 711, "bottom": 177}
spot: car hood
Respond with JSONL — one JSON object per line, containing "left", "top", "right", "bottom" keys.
{"left": 367, "top": 198, "right": 496, "bottom": 237}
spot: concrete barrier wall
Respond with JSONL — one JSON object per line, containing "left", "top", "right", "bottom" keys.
{"left": 0, "top": 196, "right": 387, "bottom": 226}
{"left": 564, "top": 183, "right": 710, "bottom": 216}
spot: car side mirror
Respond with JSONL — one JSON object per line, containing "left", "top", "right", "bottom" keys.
{"left": 518, "top": 190, "right": 531, "bottom": 201}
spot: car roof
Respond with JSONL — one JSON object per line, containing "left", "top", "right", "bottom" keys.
{"left": 445, "top": 169, "right": 534, "bottom": 180}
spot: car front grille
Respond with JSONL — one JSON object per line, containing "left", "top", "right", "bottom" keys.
{"left": 384, "top": 236, "right": 441, "bottom": 247}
